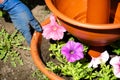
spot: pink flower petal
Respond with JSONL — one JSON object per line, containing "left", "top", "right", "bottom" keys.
{"left": 113, "top": 68, "right": 120, "bottom": 78}
{"left": 50, "top": 15, "right": 56, "bottom": 25}
{"left": 110, "top": 56, "right": 120, "bottom": 67}
{"left": 110, "top": 56, "right": 120, "bottom": 78}
{"left": 42, "top": 15, "right": 66, "bottom": 40}
{"left": 100, "top": 50, "right": 109, "bottom": 63}
{"left": 88, "top": 50, "right": 109, "bottom": 68}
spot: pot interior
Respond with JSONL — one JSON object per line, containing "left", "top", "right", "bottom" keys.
{"left": 51, "top": 0, "right": 120, "bottom": 24}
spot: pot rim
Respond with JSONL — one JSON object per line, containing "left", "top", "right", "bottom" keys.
{"left": 30, "top": 31, "right": 64, "bottom": 80}
{"left": 45, "top": 0, "right": 120, "bottom": 29}
{"left": 30, "top": 18, "right": 64, "bottom": 80}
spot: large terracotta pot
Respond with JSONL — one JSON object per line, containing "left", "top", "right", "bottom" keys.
{"left": 30, "top": 0, "right": 120, "bottom": 80}
{"left": 44, "top": 0, "right": 120, "bottom": 57}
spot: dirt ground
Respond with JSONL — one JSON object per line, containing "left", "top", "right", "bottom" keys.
{"left": 0, "top": 1, "right": 50, "bottom": 80}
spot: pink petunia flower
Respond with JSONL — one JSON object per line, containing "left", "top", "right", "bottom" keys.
{"left": 88, "top": 50, "right": 109, "bottom": 68}
{"left": 110, "top": 56, "right": 120, "bottom": 78}
{"left": 61, "top": 41, "right": 84, "bottom": 62}
{"left": 42, "top": 15, "right": 66, "bottom": 40}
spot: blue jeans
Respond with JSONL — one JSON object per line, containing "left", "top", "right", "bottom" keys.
{"left": 10, "top": 11, "right": 42, "bottom": 45}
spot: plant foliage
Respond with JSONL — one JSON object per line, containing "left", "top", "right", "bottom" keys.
{"left": 46, "top": 34, "right": 117, "bottom": 80}
{"left": 0, "top": 28, "right": 29, "bottom": 67}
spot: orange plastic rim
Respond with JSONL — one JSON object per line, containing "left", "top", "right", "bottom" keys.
{"left": 45, "top": 0, "right": 120, "bottom": 29}
{"left": 30, "top": 18, "right": 64, "bottom": 80}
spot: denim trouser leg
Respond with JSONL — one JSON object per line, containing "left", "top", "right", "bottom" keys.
{"left": 10, "top": 12, "right": 32, "bottom": 45}
{"left": 29, "top": 18, "right": 42, "bottom": 32}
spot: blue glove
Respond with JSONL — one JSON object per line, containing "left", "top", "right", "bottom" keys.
{"left": 0, "top": 0, "right": 42, "bottom": 45}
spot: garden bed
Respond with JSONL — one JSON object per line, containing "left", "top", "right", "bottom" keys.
{"left": 0, "top": 2, "right": 50, "bottom": 80}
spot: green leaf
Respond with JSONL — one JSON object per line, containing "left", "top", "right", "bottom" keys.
{"left": 0, "top": 11, "right": 3, "bottom": 17}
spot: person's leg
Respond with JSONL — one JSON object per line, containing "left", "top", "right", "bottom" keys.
{"left": 10, "top": 12, "right": 32, "bottom": 45}
{"left": 22, "top": 7, "right": 42, "bottom": 32}
{"left": 29, "top": 18, "right": 42, "bottom": 32}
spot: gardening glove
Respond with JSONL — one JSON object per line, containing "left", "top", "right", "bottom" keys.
{"left": 0, "top": 0, "right": 42, "bottom": 45}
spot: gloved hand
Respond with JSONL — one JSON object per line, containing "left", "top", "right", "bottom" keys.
{"left": 0, "top": 0, "right": 42, "bottom": 45}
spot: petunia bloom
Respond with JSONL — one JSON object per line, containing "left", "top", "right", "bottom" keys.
{"left": 110, "top": 56, "right": 120, "bottom": 78}
{"left": 88, "top": 50, "right": 109, "bottom": 68}
{"left": 42, "top": 15, "right": 66, "bottom": 40}
{"left": 61, "top": 41, "right": 84, "bottom": 62}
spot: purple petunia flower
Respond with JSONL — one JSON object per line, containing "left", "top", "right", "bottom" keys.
{"left": 61, "top": 41, "right": 84, "bottom": 62}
